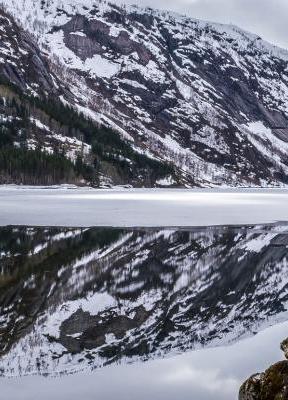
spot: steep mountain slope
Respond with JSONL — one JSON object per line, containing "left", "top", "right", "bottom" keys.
{"left": 0, "top": 10, "right": 60, "bottom": 96}
{"left": 0, "top": 7, "right": 175, "bottom": 187}
{"left": 2, "top": 0, "right": 288, "bottom": 186}
{"left": 1, "top": 224, "right": 288, "bottom": 376}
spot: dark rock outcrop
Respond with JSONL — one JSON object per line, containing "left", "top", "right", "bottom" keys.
{"left": 239, "top": 339, "right": 288, "bottom": 399}
{"left": 0, "top": 9, "right": 60, "bottom": 95}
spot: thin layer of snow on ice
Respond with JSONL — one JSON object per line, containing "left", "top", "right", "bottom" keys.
{"left": 1, "top": 187, "right": 288, "bottom": 227}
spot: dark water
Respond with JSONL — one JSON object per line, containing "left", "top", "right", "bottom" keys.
{"left": 1, "top": 223, "right": 288, "bottom": 399}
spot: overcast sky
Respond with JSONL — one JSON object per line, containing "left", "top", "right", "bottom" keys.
{"left": 115, "top": 0, "right": 288, "bottom": 49}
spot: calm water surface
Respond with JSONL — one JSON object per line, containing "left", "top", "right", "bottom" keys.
{"left": 1, "top": 223, "right": 288, "bottom": 399}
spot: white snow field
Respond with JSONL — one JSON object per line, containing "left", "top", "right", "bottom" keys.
{"left": 1, "top": 186, "right": 288, "bottom": 227}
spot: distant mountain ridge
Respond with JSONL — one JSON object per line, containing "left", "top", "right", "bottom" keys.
{"left": 1, "top": 0, "right": 288, "bottom": 186}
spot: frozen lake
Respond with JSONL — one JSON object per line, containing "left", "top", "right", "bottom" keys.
{"left": 1, "top": 190, "right": 288, "bottom": 399}
{"left": 1, "top": 186, "right": 288, "bottom": 227}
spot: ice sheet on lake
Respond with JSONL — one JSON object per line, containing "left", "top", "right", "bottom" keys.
{"left": 1, "top": 187, "right": 288, "bottom": 227}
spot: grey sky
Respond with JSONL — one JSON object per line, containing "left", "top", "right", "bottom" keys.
{"left": 115, "top": 0, "right": 288, "bottom": 49}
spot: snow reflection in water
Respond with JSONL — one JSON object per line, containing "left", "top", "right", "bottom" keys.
{"left": 0, "top": 223, "right": 288, "bottom": 399}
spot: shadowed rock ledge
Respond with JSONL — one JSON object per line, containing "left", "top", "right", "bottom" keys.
{"left": 239, "top": 338, "right": 288, "bottom": 400}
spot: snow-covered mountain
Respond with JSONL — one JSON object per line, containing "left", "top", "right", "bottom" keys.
{"left": 1, "top": 223, "right": 288, "bottom": 376}
{"left": 0, "top": 5, "right": 175, "bottom": 187}
{"left": 1, "top": 0, "right": 288, "bottom": 186}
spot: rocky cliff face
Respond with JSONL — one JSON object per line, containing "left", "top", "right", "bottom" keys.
{"left": 2, "top": 0, "right": 288, "bottom": 186}
{"left": 0, "top": 8, "right": 60, "bottom": 96}
{"left": 1, "top": 223, "right": 288, "bottom": 376}
{"left": 0, "top": 8, "right": 90, "bottom": 184}
{"left": 0, "top": 6, "right": 174, "bottom": 187}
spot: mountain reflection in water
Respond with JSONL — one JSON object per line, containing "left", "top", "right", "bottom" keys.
{"left": 0, "top": 223, "right": 288, "bottom": 377}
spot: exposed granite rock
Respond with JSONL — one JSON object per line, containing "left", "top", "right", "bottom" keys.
{"left": 0, "top": 9, "right": 59, "bottom": 95}
{"left": 239, "top": 373, "right": 263, "bottom": 400}
{"left": 281, "top": 338, "right": 288, "bottom": 360}
{"left": 239, "top": 340, "right": 288, "bottom": 399}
